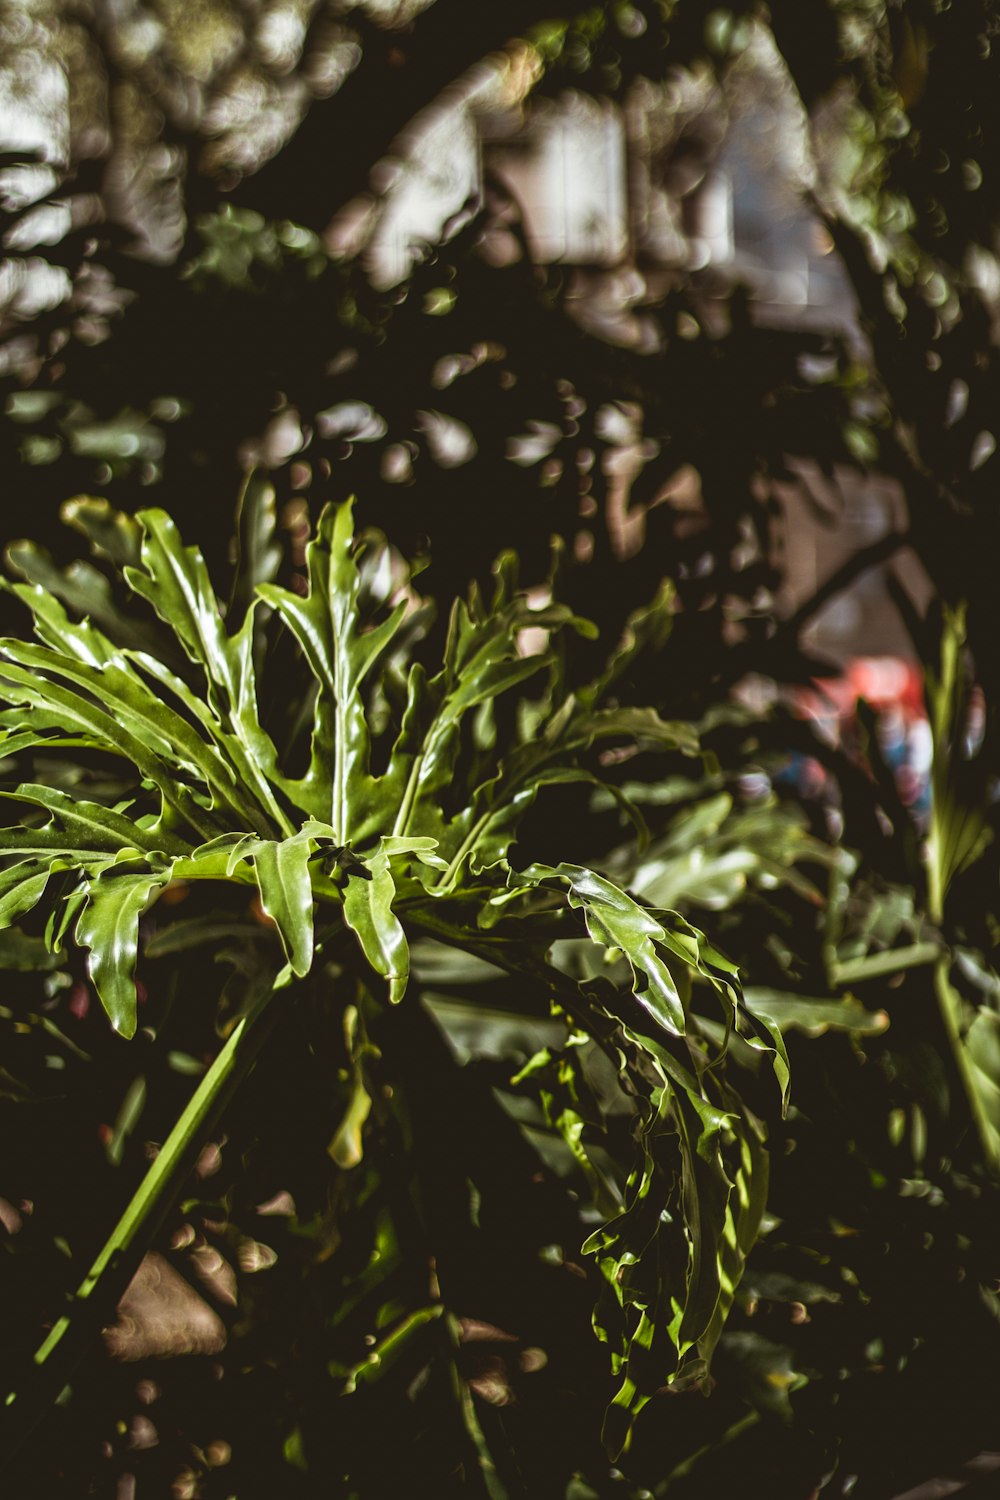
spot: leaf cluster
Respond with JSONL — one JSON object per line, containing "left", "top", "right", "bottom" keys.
{"left": 0, "top": 485, "right": 786, "bottom": 1468}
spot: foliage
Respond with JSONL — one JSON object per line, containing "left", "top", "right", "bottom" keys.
{"left": 5, "top": 1, "right": 1000, "bottom": 1495}
{"left": 0, "top": 488, "right": 794, "bottom": 1492}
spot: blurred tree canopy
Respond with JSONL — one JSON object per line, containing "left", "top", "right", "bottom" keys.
{"left": 0, "top": 5, "right": 988, "bottom": 604}
{"left": 0, "top": 6, "right": 933, "bottom": 631}
{"left": 1, "top": 0, "right": 997, "bottom": 706}
{"left": 6, "top": 2, "right": 1000, "bottom": 1497}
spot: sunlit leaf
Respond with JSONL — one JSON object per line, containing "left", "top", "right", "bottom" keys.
{"left": 342, "top": 841, "right": 409, "bottom": 1003}
{"left": 75, "top": 872, "right": 166, "bottom": 1036}
{"left": 252, "top": 834, "right": 315, "bottom": 978}
{"left": 0, "top": 496, "right": 788, "bottom": 1454}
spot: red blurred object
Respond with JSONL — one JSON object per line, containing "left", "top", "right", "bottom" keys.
{"left": 785, "top": 656, "right": 931, "bottom": 818}
{"left": 792, "top": 657, "right": 925, "bottom": 736}
{"left": 67, "top": 982, "right": 90, "bottom": 1021}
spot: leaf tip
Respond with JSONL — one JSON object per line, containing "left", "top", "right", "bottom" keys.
{"left": 112, "top": 1011, "right": 137, "bottom": 1040}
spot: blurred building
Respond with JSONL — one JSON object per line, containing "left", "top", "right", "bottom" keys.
{"left": 338, "top": 35, "right": 930, "bottom": 668}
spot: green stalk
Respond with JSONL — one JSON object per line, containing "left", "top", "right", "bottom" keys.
{"left": 437, "top": 807, "right": 495, "bottom": 890}
{"left": 932, "top": 956, "right": 997, "bottom": 1167}
{"left": 435, "top": 772, "right": 547, "bottom": 889}
{"left": 2, "top": 972, "right": 287, "bottom": 1442}
{"left": 434, "top": 756, "right": 549, "bottom": 890}
{"left": 832, "top": 941, "right": 940, "bottom": 986}
{"left": 391, "top": 716, "right": 448, "bottom": 839}
{"left": 332, "top": 609, "right": 348, "bottom": 841}
{"left": 391, "top": 741, "right": 430, "bottom": 839}
{"left": 926, "top": 825, "right": 998, "bottom": 1169}
{"left": 924, "top": 601, "right": 998, "bottom": 1169}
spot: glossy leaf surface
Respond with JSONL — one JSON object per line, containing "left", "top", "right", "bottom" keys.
{"left": 0, "top": 497, "right": 786, "bottom": 1450}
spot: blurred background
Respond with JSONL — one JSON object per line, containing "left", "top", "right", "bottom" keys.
{"left": 6, "top": 4, "right": 1000, "bottom": 1498}
{"left": 0, "top": 0, "right": 952, "bottom": 803}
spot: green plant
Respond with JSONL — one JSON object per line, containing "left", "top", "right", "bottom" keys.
{"left": 0, "top": 484, "right": 787, "bottom": 1485}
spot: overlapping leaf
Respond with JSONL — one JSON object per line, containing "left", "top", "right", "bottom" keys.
{"left": 493, "top": 861, "right": 785, "bottom": 1449}
{"left": 0, "top": 495, "right": 788, "bottom": 1444}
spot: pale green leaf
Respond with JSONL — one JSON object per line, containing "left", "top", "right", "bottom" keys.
{"left": 0, "top": 653, "right": 223, "bottom": 841}
{"left": 0, "top": 862, "right": 52, "bottom": 927}
{"left": 252, "top": 835, "right": 315, "bottom": 977}
{"left": 342, "top": 841, "right": 409, "bottom": 1003}
{"left": 535, "top": 863, "right": 689, "bottom": 1036}
{"left": 0, "top": 784, "right": 183, "bottom": 858}
{"left": 76, "top": 873, "right": 166, "bottom": 1036}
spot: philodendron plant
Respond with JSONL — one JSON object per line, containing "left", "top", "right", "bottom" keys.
{"left": 0, "top": 486, "right": 787, "bottom": 1471}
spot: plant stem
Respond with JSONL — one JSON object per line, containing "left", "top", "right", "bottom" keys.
{"left": 1, "top": 972, "right": 287, "bottom": 1451}
{"left": 437, "top": 808, "right": 494, "bottom": 890}
{"left": 391, "top": 736, "right": 432, "bottom": 839}
{"left": 832, "top": 941, "right": 940, "bottom": 986}
{"left": 924, "top": 603, "right": 999, "bottom": 1168}
{"left": 931, "top": 953, "right": 998, "bottom": 1169}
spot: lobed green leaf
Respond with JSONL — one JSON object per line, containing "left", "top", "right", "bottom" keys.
{"left": 75, "top": 872, "right": 167, "bottom": 1036}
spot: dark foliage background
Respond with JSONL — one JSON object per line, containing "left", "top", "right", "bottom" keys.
{"left": 4, "top": 2, "right": 1000, "bottom": 1496}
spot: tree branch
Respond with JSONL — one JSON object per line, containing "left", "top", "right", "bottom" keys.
{"left": 783, "top": 526, "right": 910, "bottom": 641}
{"left": 230, "top": 0, "right": 592, "bottom": 229}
